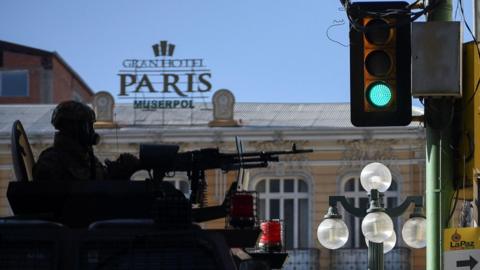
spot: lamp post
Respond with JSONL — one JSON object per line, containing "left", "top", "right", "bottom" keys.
{"left": 317, "top": 163, "right": 426, "bottom": 270}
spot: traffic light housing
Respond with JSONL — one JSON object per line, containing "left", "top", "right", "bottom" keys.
{"left": 349, "top": 1, "right": 412, "bottom": 127}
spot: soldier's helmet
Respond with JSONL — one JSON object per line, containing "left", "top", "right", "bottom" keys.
{"left": 51, "top": 100, "right": 96, "bottom": 130}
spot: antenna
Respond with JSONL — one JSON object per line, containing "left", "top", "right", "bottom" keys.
{"left": 235, "top": 136, "right": 245, "bottom": 191}
{"left": 114, "top": 112, "right": 119, "bottom": 154}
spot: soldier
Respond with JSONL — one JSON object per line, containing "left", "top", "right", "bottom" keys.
{"left": 33, "top": 100, "right": 139, "bottom": 181}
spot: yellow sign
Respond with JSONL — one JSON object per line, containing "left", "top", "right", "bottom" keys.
{"left": 444, "top": 228, "right": 480, "bottom": 269}
{"left": 444, "top": 227, "right": 480, "bottom": 251}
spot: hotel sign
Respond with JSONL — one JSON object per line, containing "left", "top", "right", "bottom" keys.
{"left": 117, "top": 41, "right": 212, "bottom": 109}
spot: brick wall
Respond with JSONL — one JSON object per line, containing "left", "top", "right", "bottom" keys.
{"left": 0, "top": 51, "right": 43, "bottom": 104}
{"left": 52, "top": 57, "right": 92, "bottom": 103}
{"left": 0, "top": 50, "right": 93, "bottom": 104}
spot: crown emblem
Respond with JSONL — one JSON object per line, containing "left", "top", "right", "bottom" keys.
{"left": 152, "top": 41, "right": 175, "bottom": 57}
{"left": 452, "top": 230, "right": 461, "bottom": 242}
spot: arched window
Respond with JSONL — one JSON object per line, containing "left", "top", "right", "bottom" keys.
{"left": 341, "top": 175, "right": 399, "bottom": 248}
{"left": 255, "top": 177, "right": 310, "bottom": 249}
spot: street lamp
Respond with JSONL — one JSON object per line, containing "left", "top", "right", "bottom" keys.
{"left": 317, "top": 206, "right": 349, "bottom": 249}
{"left": 317, "top": 162, "right": 426, "bottom": 270}
{"left": 360, "top": 162, "right": 392, "bottom": 193}
{"left": 366, "top": 230, "right": 396, "bottom": 254}
{"left": 401, "top": 207, "right": 427, "bottom": 249}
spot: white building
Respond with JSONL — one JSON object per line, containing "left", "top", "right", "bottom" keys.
{"left": 0, "top": 97, "right": 426, "bottom": 269}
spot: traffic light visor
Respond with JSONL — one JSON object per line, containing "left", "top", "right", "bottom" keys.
{"left": 365, "top": 19, "right": 392, "bottom": 45}
{"left": 365, "top": 50, "right": 392, "bottom": 77}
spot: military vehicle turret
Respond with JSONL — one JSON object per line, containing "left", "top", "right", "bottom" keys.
{"left": 4, "top": 123, "right": 312, "bottom": 270}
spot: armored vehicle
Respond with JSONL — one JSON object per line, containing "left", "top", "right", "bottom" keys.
{"left": 2, "top": 121, "right": 311, "bottom": 269}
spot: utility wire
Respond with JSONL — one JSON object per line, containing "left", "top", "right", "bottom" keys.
{"left": 342, "top": 0, "right": 439, "bottom": 33}
{"left": 326, "top": 20, "right": 349, "bottom": 47}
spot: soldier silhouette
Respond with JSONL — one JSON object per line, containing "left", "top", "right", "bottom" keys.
{"left": 33, "top": 100, "right": 139, "bottom": 181}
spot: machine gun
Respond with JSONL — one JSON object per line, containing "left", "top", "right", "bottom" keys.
{"left": 139, "top": 143, "right": 313, "bottom": 206}
{"left": 5, "top": 143, "right": 311, "bottom": 269}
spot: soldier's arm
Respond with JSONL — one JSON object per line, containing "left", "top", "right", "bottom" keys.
{"left": 104, "top": 153, "right": 141, "bottom": 180}
{"left": 32, "top": 149, "right": 65, "bottom": 181}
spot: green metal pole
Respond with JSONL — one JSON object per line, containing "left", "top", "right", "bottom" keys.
{"left": 368, "top": 242, "right": 383, "bottom": 270}
{"left": 426, "top": 1, "right": 453, "bottom": 269}
{"left": 425, "top": 120, "right": 441, "bottom": 270}
{"left": 366, "top": 189, "right": 384, "bottom": 270}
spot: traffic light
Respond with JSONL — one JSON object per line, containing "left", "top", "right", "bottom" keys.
{"left": 349, "top": 1, "right": 412, "bottom": 127}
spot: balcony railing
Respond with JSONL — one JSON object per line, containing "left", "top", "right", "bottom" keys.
{"left": 330, "top": 247, "right": 411, "bottom": 270}
{"left": 283, "top": 248, "right": 320, "bottom": 270}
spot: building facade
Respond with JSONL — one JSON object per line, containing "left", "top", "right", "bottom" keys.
{"left": 0, "top": 98, "right": 426, "bottom": 269}
{"left": 0, "top": 40, "right": 94, "bottom": 104}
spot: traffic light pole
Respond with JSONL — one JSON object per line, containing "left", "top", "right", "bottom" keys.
{"left": 425, "top": 1, "right": 454, "bottom": 270}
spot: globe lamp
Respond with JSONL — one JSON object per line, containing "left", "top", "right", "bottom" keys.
{"left": 317, "top": 218, "right": 349, "bottom": 249}
{"left": 366, "top": 231, "right": 396, "bottom": 254}
{"left": 361, "top": 211, "right": 394, "bottom": 243}
{"left": 360, "top": 162, "right": 392, "bottom": 193}
{"left": 402, "top": 216, "right": 426, "bottom": 248}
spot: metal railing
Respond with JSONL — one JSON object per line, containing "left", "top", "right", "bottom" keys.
{"left": 283, "top": 248, "right": 320, "bottom": 270}
{"left": 330, "top": 247, "right": 411, "bottom": 270}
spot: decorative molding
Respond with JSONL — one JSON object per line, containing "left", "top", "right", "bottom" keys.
{"left": 212, "top": 131, "right": 224, "bottom": 144}
{"left": 93, "top": 91, "right": 116, "bottom": 129}
{"left": 336, "top": 137, "right": 419, "bottom": 174}
{"left": 208, "top": 89, "right": 239, "bottom": 127}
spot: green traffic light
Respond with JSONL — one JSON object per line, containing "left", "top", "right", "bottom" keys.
{"left": 367, "top": 82, "right": 392, "bottom": 108}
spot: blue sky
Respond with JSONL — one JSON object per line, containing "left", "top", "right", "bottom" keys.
{"left": 0, "top": 0, "right": 473, "bottom": 104}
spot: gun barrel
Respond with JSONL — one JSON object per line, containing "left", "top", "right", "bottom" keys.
{"left": 234, "top": 156, "right": 279, "bottom": 163}
{"left": 226, "top": 148, "right": 313, "bottom": 158}
{"left": 222, "top": 162, "right": 269, "bottom": 172}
